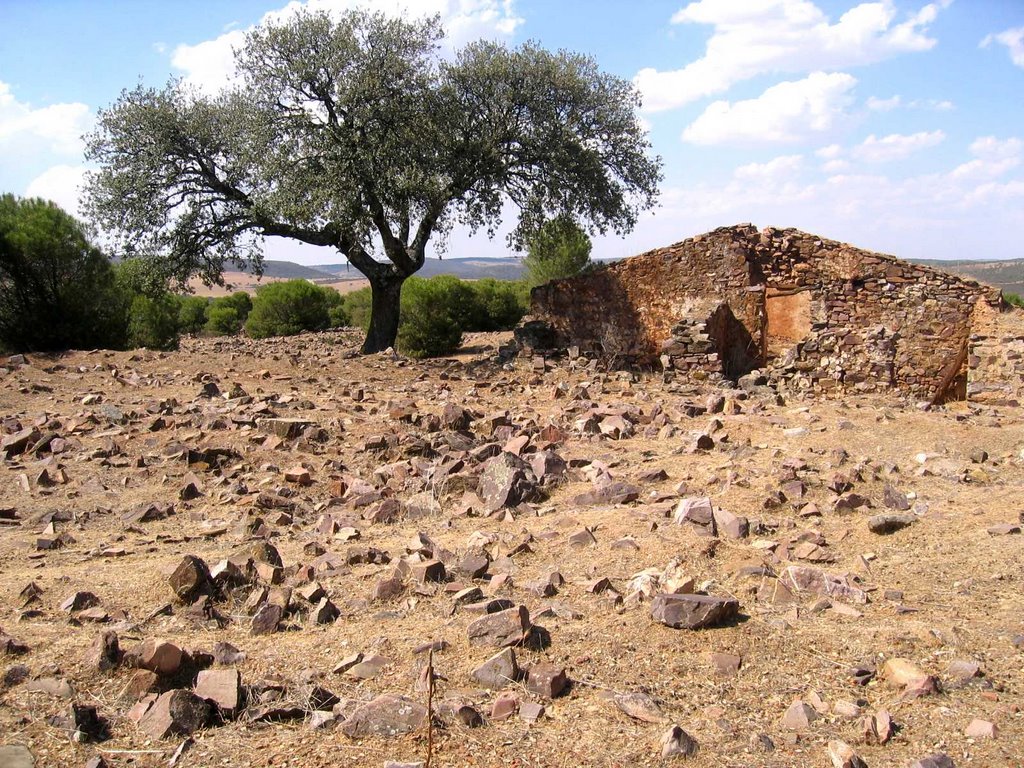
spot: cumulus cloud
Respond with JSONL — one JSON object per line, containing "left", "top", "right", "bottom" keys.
{"left": 682, "top": 72, "right": 857, "bottom": 145}
{"left": 852, "top": 129, "right": 945, "bottom": 163}
{"left": 25, "top": 165, "right": 89, "bottom": 216}
{"left": 950, "top": 135, "right": 1022, "bottom": 180}
{"left": 171, "top": 0, "right": 524, "bottom": 93}
{"left": 981, "top": 26, "right": 1024, "bottom": 67}
{"left": 0, "top": 81, "right": 92, "bottom": 156}
{"left": 867, "top": 94, "right": 901, "bottom": 111}
{"left": 635, "top": 0, "right": 948, "bottom": 113}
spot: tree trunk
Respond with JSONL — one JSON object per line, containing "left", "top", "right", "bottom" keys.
{"left": 362, "top": 272, "right": 406, "bottom": 354}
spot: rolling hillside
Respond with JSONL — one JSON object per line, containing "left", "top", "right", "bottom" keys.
{"left": 909, "top": 258, "right": 1024, "bottom": 296}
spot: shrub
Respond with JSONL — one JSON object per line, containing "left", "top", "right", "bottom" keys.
{"left": 245, "top": 280, "right": 339, "bottom": 339}
{"left": 177, "top": 296, "right": 209, "bottom": 335}
{"left": 343, "top": 286, "right": 373, "bottom": 330}
{"left": 0, "top": 195, "right": 126, "bottom": 351}
{"left": 1006, "top": 292, "right": 1023, "bottom": 309}
{"left": 397, "top": 275, "right": 474, "bottom": 358}
{"left": 522, "top": 214, "right": 592, "bottom": 288}
{"left": 126, "top": 293, "right": 180, "bottom": 350}
{"left": 465, "top": 278, "right": 529, "bottom": 331}
{"left": 205, "top": 304, "right": 242, "bottom": 335}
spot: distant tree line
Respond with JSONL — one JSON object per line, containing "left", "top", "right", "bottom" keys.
{"left": 0, "top": 194, "right": 597, "bottom": 358}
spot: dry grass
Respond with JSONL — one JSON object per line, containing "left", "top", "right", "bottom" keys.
{"left": 1, "top": 330, "right": 1022, "bottom": 767}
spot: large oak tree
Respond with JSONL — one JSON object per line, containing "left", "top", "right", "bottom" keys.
{"left": 85, "top": 9, "right": 661, "bottom": 353}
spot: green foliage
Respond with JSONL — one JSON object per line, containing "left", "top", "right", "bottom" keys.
{"left": 205, "top": 304, "right": 242, "bottom": 335}
{"left": 125, "top": 293, "right": 180, "bottom": 350}
{"left": 522, "top": 215, "right": 593, "bottom": 288}
{"left": 464, "top": 279, "right": 529, "bottom": 331}
{"left": 245, "top": 280, "right": 341, "bottom": 339}
{"left": 204, "top": 291, "right": 252, "bottom": 335}
{"left": 177, "top": 296, "right": 210, "bottom": 335}
{"left": 397, "top": 276, "right": 473, "bottom": 358}
{"left": 343, "top": 287, "right": 372, "bottom": 330}
{"left": 0, "top": 194, "right": 127, "bottom": 352}
{"left": 1005, "top": 292, "right": 1023, "bottom": 308}
{"left": 84, "top": 8, "right": 661, "bottom": 352}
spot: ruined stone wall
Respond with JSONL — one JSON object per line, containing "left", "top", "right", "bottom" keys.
{"left": 521, "top": 223, "right": 1002, "bottom": 400}
{"left": 753, "top": 228, "right": 1000, "bottom": 399}
{"left": 528, "top": 225, "right": 764, "bottom": 362}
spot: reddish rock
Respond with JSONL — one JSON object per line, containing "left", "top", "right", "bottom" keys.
{"left": 138, "top": 689, "right": 211, "bottom": 739}
{"left": 490, "top": 692, "right": 518, "bottom": 720}
{"left": 471, "top": 648, "right": 520, "bottom": 688}
{"left": 168, "top": 555, "right": 212, "bottom": 603}
{"left": 525, "top": 663, "right": 568, "bottom": 698}
{"left": 194, "top": 669, "right": 243, "bottom": 718}
{"left": 650, "top": 593, "right": 739, "bottom": 630}
{"left": 781, "top": 700, "right": 818, "bottom": 731}
{"left": 779, "top": 566, "right": 868, "bottom": 604}
{"left": 250, "top": 603, "right": 282, "bottom": 635}
{"left": 479, "top": 453, "right": 538, "bottom": 512}
{"left": 467, "top": 605, "right": 532, "bottom": 647}
{"left": 88, "top": 630, "right": 121, "bottom": 671}
{"left": 964, "top": 718, "right": 997, "bottom": 739}
{"left": 139, "top": 638, "right": 184, "bottom": 676}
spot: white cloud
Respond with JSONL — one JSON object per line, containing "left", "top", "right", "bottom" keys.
{"left": 981, "top": 26, "right": 1024, "bottom": 67}
{"left": 0, "top": 81, "right": 92, "bottom": 156}
{"left": 635, "top": 0, "right": 948, "bottom": 113}
{"left": 682, "top": 72, "right": 857, "bottom": 145}
{"left": 734, "top": 154, "right": 804, "bottom": 180}
{"left": 867, "top": 94, "right": 901, "bottom": 111}
{"left": 171, "top": 0, "right": 524, "bottom": 93}
{"left": 852, "top": 129, "right": 945, "bottom": 162}
{"left": 815, "top": 143, "right": 843, "bottom": 159}
{"left": 25, "top": 165, "right": 89, "bottom": 216}
{"left": 950, "top": 135, "right": 1022, "bottom": 180}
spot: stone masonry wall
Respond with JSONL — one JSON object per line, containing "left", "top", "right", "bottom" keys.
{"left": 521, "top": 224, "right": 1005, "bottom": 401}
{"left": 528, "top": 225, "right": 764, "bottom": 362}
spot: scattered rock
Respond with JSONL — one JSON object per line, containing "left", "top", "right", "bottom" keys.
{"left": 867, "top": 513, "right": 916, "bottom": 534}
{"left": 340, "top": 694, "right": 427, "bottom": 739}
{"left": 138, "top": 689, "right": 212, "bottom": 739}
{"left": 467, "top": 605, "right": 532, "bottom": 647}
{"left": 524, "top": 663, "right": 567, "bottom": 698}
{"left": 168, "top": 555, "right": 212, "bottom": 603}
{"left": 194, "top": 669, "right": 243, "bottom": 718}
{"left": 660, "top": 725, "right": 698, "bottom": 758}
{"left": 650, "top": 593, "right": 739, "bottom": 630}
{"left": 827, "top": 739, "right": 867, "bottom": 768}
{"left": 471, "top": 648, "right": 520, "bottom": 688}
{"left": 964, "top": 718, "right": 997, "bottom": 739}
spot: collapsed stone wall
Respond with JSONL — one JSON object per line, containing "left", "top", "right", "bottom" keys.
{"left": 520, "top": 224, "right": 1006, "bottom": 401}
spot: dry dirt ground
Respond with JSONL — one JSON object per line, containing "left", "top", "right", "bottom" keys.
{"left": 1, "top": 330, "right": 1022, "bottom": 768}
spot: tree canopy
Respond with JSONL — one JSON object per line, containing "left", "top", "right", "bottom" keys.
{"left": 85, "top": 8, "right": 662, "bottom": 352}
{"left": 0, "top": 194, "right": 125, "bottom": 351}
{"left": 522, "top": 214, "right": 593, "bottom": 288}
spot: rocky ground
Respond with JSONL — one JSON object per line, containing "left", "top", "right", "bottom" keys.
{"left": 0, "top": 329, "right": 1021, "bottom": 768}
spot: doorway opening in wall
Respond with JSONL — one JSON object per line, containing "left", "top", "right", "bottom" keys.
{"left": 764, "top": 287, "right": 812, "bottom": 361}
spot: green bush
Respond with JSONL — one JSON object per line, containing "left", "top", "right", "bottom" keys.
{"left": 1006, "top": 292, "right": 1023, "bottom": 309}
{"left": 126, "top": 293, "right": 180, "bottom": 350}
{"left": 205, "top": 304, "right": 242, "bottom": 335}
{"left": 0, "top": 195, "right": 127, "bottom": 351}
{"left": 177, "top": 296, "right": 210, "bottom": 335}
{"left": 245, "top": 280, "right": 340, "bottom": 339}
{"left": 397, "top": 275, "right": 474, "bottom": 358}
{"left": 343, "top": 286, "right": 372, "bottom": 330}
{"left": 465, "top": 278, "right": 529, "bottom": 331}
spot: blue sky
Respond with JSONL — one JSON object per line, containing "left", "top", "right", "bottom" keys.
{"left": 2, "top": 0, "right": 1023, "bottom": 265}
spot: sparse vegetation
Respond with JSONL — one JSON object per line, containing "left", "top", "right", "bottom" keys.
{"left": 245, "top": 280, "right": 342, "bottom": 340}
{"left": 1006, "top": 292, "right": 1023, "bottom": 308}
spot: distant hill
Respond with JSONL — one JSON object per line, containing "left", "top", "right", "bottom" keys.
{"left": 238, "top": 260, "right": 339, "bottom": 281}
{"left": 909, "top": 258, "right": 1024, "bottom": 296}
{"left": 315, "top": 257, "right": 525, "bottom": 281}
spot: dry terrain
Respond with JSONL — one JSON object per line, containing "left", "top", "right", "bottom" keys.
{"left": 188, "top": 273, "right": 367, "bottom": 298}
{"left": 0, "top": 330, "right": 1022, "bottom": 768}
